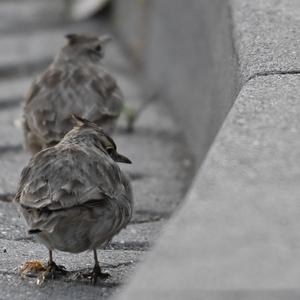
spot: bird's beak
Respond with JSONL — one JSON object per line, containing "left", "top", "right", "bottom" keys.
{"left": 99, "top": 35, "right": 112, "bottom": 46}
{"left": 113, "top": 152, "right": 132, "bottom": 164}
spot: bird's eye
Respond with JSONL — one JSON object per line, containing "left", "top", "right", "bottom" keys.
{"left": 94, "top": 45, "right": 102, "bottom": 52}
{"left": 106, "top": 147, "right": 114, "bottom": 155}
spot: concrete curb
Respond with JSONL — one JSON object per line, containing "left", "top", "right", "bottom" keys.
{"left": 112, "top": 0, "right": 300, "bottom": 298}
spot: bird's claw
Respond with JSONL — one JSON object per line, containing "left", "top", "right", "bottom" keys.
{"left": 37, "top": 261, "right": 68, "bottom": 285}
{"left": 90, "top": 264, "right": 110, "bottom": 284}
{"left": 45, "top": 261, "right": 67, "bottom": 278}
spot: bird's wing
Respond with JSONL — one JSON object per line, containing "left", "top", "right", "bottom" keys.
{"left": 24, "top": 79, "right": 41, "bottom": 106}
{"left": 16, "top": 146, "right": 123, "bottom": 211}
{"left": 24, "top": 66, "right": 123, "bottom": 145}
{"left": 23, "top": 68, "right": 65, "bottom": 144}
{"left": 88, "top": 71, "right": 124, "bottom": 118}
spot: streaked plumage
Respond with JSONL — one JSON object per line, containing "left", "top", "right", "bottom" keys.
{"left": 15, "top": 116, "right": 133, "bottom": 281}
{"left": 23, "top": 34, "right": 123, "bottom": 154}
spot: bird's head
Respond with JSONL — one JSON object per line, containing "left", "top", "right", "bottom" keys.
{"left": 64, "top": 114, "right": 131, "bottom": 164}
{"left": 61, "top": 33, "right": 112, "bottom": 63}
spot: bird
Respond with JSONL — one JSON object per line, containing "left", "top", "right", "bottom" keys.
{"left": 23, "top": 33, "right": 124, "bottom": 154}
{"left": 14, "top": 115, "right": 133, "bottom": 283}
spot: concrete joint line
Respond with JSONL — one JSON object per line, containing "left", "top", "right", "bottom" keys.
{"left": 246, "top": 69, "right": 300, "bottom": 83}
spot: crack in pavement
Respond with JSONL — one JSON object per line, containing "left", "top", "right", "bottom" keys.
{"left": 247, "top": 69, "right": 300, "bottom": 83}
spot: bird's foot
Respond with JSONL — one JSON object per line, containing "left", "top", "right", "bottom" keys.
{"left": 90, "top": 264, "right": 110, "bottom": 284}
{"left": 36, "top": 261, "right": 67, "bottom": 285}
{"left": 44, "top": 261, "right": 67, "bottom": 279}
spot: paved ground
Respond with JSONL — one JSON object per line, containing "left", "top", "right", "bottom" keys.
{"left": 0, "top": 2, "right": 194, "bottom": 299}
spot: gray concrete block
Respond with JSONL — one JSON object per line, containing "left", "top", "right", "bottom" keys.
{"left": 115, "top": 74, "right": 300, "bottom": 299}
{"left": 230, "top": 0, "right": 300, "bottom": 82}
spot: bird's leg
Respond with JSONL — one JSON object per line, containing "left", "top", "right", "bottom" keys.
{"left": 44, "top": 250, "right": 67, "bottom": 279}
{"left": 122, "top": 105, "right": 138, "bottom": 133}
{"left": 90, "top": 250, "right": 110, "bottom": 284}
{"left": 123, "top": 89, "right": 159, "bottom": 132}
{"left": 49, "top": 249, "right": 53, "bottom": 264}
{"left": 35, "top": 250, "right": 67, "bottom": 285}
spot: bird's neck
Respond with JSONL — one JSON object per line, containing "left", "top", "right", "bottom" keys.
{"left": 53, "top": 52, "right": 102, "bottom": 69}
{"left": 60, "top": 132, "right": 105, "bottom": 153}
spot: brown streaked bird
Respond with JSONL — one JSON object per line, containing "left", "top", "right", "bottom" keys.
{"left": 14, "top": 116, "right": 133, "bottom": 283}
{"left": 23, "top": 33, "right": 123, "bottom": 154}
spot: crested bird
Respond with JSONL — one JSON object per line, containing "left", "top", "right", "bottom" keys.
{"left": 23, "top": 33, "right": 124, "bottom": 154}
{"left": 15, "top": 115, "right": 133, "bottom": 283}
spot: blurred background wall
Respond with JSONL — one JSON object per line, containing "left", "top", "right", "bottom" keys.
{"left": 113, "top": 0, "right": 240, "bottom": 166}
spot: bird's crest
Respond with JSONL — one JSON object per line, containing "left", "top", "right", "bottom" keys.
{"left": 71, "top": 114, "right": 90, "bottom": 127}
{"left": 65, "top": 33, "right": 81, "bottom": 45}
{"left": 65, "top": 33, "right": 112, "bottom": 46}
